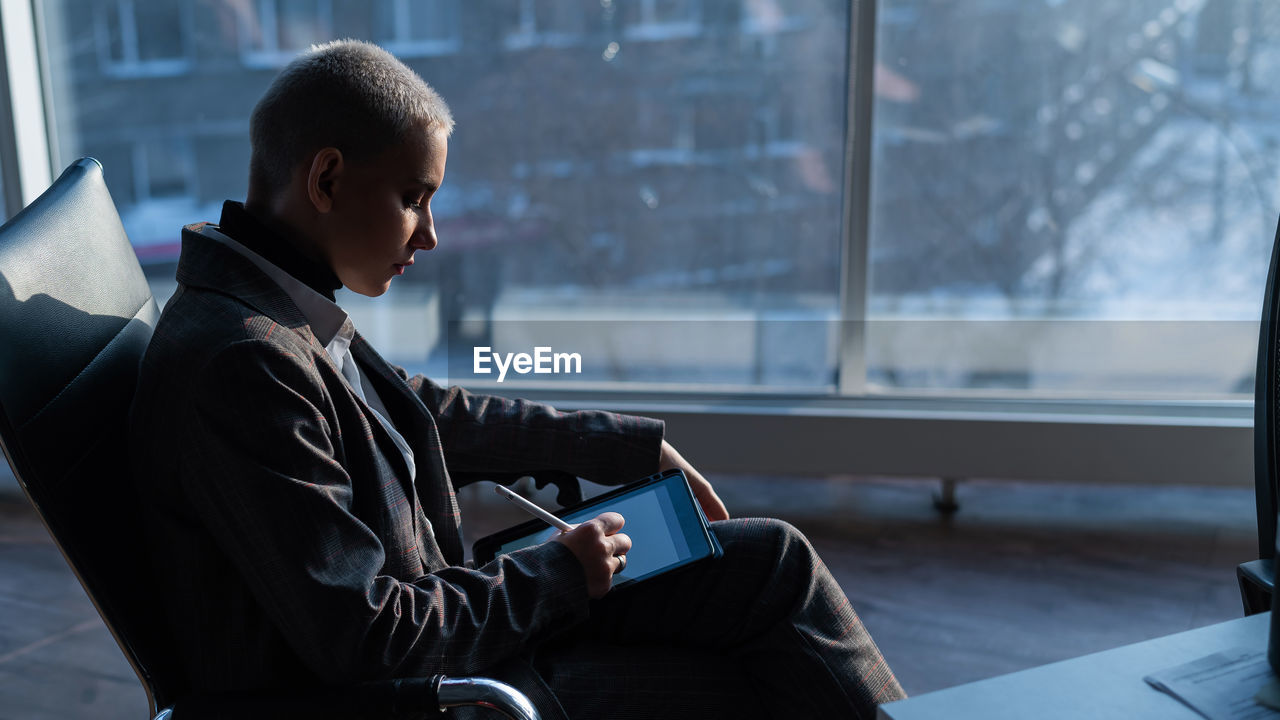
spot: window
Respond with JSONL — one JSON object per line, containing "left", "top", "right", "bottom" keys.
{"left": 40, "top": 0, "right": 1276, "bottom": 399}
{"left": 134, "top": 136, "right": 194, "bottom": 200}
{"left": 240, "top": 0, "right": 333, "bottom": 67}
{"left": 94, "top": 0, "right": 191, "bottom": 77}
{"left": 41, "top": 0, "right": 848, "bottom": 389}
{"left": 623, "top": 0, "right": 701, "bottom": 42}
{"left": 373, "top": 0, "right": 461, "bottom": 57}
{"left": 866, "top": 0, "right": 1278, "bottom": 398}
{"left": 503, "top": 0, "right": 587, "bottom": 51}
{"left": 746, "top": 105, "right": 801, "bottom": 159}
{"left": 629, "top": 103, "right": 695, "bottom": 164}
{"left": 739, "top": 0, "right": 807, "bottom": 58}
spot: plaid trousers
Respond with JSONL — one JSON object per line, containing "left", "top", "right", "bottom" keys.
{"left": 530, "top": 517, "right": 905, "bottom": 719}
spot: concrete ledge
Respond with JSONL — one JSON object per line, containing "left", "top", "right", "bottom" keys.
{"left": 486, "top": 390, "right": 1256, "bottom": 487}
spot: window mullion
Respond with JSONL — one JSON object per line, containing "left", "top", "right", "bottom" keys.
{"left": 0, "top": 0, "right": 53, "bottom": 209}
{"left": 838, "top": 0, "right": 876, "bottom": 396}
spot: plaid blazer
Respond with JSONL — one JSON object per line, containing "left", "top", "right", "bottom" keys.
{"left": 129, "top": 226, "right": 664, "bottom": 717}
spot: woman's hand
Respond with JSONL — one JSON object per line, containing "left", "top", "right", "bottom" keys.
{"left": 552, "top": 512, "right": 631, "bottom": 599}
{"left": 659, "top": 440, "right": 729, "bottom": 521}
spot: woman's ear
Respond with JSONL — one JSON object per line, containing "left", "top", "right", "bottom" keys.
{"left": 305, "top": 147, "right": 344, "bottom": 213}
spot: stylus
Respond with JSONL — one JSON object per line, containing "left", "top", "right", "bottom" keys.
{"left": 494, "top": 484, "right": 575, "bottom": 532}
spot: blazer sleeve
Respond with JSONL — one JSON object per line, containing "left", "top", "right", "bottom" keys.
{"left": 180, "top": 339, "right": 590, "bottom": 682}
{"left": 399, "top": 370, "right": 665, "bottom": 485}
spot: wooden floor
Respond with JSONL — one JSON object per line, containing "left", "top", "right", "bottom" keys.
{"left": 0, "top": 471, "right": 1257, "bottom": 719}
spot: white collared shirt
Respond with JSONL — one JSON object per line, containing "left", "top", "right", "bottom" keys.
{"left": 203, "top": 227, "right": 417, "bottom": 483}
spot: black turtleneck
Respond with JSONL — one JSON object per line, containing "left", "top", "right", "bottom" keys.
{"left": 216, "top": 201, "right": 343, "bottom": 301}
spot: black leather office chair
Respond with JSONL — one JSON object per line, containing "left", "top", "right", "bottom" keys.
{"left": 0, "top": 158, "right": 539, "bottom": 719}
{"left": 1238, "top": 213, "right": 1280, "bottom": 616}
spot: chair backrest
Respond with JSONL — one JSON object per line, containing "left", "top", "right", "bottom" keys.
{"left": 1254, "top": 213, "right": 1280, "bottom": 561}
{"left": 0, "top": 158, "right": 170, "bottom": 713}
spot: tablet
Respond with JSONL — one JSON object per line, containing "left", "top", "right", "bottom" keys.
{"left": 472, "top": 469, "right": 723, "bottom": 589}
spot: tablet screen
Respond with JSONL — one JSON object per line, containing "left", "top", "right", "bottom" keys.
{"left": 479, "top": 471, "right": 715, "bottom": 587}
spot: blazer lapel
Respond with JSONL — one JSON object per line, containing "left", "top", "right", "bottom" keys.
{"left": 350, "top": 334, "right": 465, "bottom": 566}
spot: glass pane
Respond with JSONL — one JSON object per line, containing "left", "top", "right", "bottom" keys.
{"left": 40, "top": 0, "right": 848, "bottom": 390}
{"left": 868, "top": 0, "right": 1279, "bottom": 398}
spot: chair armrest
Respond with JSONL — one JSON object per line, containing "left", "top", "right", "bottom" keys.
{"left": 453, "top": 469, "right": 584, "bottom": 507}
{"left": 529, "top": 470, "right": 584, "bottom": 507}
{"left": 438, "top": 676, "right": 540, "bottom": 719}
{"left": 163, "top": 675, "right": 540, "bottom": 720}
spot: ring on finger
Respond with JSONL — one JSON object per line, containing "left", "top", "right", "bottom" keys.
{"left": 614, "top": 554, "right": 627, "bottom": 574}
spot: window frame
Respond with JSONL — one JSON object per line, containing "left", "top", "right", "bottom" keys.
{"left": 0, "top": 0, "right": 50, "bottom": 211}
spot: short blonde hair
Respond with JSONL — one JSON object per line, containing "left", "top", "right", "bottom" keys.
{"left": 248, "top": 39, "right": 454, "bottom": 197}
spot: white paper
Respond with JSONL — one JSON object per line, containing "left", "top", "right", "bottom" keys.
{"left": 1144, "top": 646, "right": 1280, "bottom": 720}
